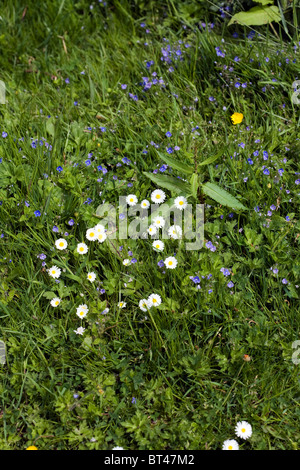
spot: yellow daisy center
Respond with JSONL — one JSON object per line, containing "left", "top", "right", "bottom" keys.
{"left": 156, "top": 194, "right": 160, "bottom": 199}
{"left": 80, "top": 247, "right": 84, "bottom": 252}
{"left": 179, "top": 200, "right": 184, "bottom": 205}
{"left": 90, "top": 232, "right": 94, "bottom": 237}
{"left": 55, "top": 301, "right": 59, "bottom": 305}
{"left": 59, "top": 242, "right": 64, "bottom": 247}
{"left": 153, "top": 299, "right": 157, "bottom": 303}
{"left": 241, "top": 428, "right": 246, "bottom": 433}
{"left": 228, "top": 445, "right": 233, "bottom": 450}
{"left": 168, "top": 261, "right": 173, "bottom": 266}
{"left": 52, "top": 270, "right": 56, "bottom": 274}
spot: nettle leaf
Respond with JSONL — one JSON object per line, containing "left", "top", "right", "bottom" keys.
{"left": 202, "top": 182, "right": 246, "bottom": 210}
{"left": 253, "top": 0, "right": 274, "bottom": 5}
{"left": 228, "top": 6, "right": 281, "bottom": 26}
{"left": 157, "top": 152, "right": 194, "bottom": 175}
{"left": 42, "top": 291, "right": 57, "bottom": 300}
{"left": 143, "top": 172, "right": 190, "bottom": 194}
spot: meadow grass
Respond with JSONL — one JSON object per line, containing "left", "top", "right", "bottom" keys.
{"left": 0, "top": 0, "right": 300, "bottom": 450}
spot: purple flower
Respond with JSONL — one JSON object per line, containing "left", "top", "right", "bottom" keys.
{"left": 52, "top": 225, "right": 59, "bottom": 232}
{"left": 282, "top": 278, "right": 288, "bottom": 285}
{"left": 165, "top": 131, "right": 172, "bottom": 137}
{"left": 68, "top": 219, "right": 75, "bottom": 226}
{"left": 227, "top": 281, "right": 234, "bottom": 288}
{"left": 34, "top": 210, "right": 41, "bottom": 217}
{"left": 56, "top": 166, "right": 63, "bottom": 172}
{"left": 121, "top": 84, "right": 127, "bottom": 89}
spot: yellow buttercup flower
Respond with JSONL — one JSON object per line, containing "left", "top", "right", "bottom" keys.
{"left": 230, "top": 112, "right": 243, "bottom": 125}
{"left": 26, "top": 446, "right": 38, "bottom": 450}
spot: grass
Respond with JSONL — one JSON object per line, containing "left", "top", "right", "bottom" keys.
{"left": 0, "top": 0, "right": 300, "bottom": 450}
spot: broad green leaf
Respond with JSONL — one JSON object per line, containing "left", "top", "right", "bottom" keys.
{"left": 198, "top": 154, "right": 221, "bottom": 167}
{"left": 42, "top": 291, "right": 57, "bottom": 300}
{"left": 253, "top": 0, "right": 274, "bottom": 5}
{"left": 158, "top": 152, "right": 194, "bottom": 175}
{"left": 228, "top": 6, "right": 281, "bottom": 26}
{"left": 143, "top": 172, "right": 190, "bottom": 194}
{"left": 190, "top": 173, "right": 198, "bottom": 198}
{"left": 202, "top": 182, "right": 246, "bottom": 210}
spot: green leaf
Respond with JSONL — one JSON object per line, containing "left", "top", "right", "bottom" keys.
{"left": 143, "top": 172, "right": 190, "bottom": 194}
{"left": 46, "top": 118, "right": 55, "bottom": 137}
{"left": 42, "top": 291, "right": 57, "bottom": 300}
{"left": 198, "top": 153, "right": 220, "bottom": 167}
{"left": 202, "top": 182, "right": 247, "bottom": 210}
{"left": 157, "top": 152, "right": 194, "bottom": 175}
{"left": 190, "top": 173, "right": 198, "bottom": 198}
{"left": 253, "top": 0, "right": 274, "bottom": 4}
{"left": 228, "top": 6, "right": 281, "bottom": 26}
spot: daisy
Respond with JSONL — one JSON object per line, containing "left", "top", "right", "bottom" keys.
{"left": 55, "top": 238, "right": 68, "bottom": 250}
{"left": 48, "top": 265, "right": 61, "bottom": 279}
{"left": 118, "top": 301, "right": 126, "bottom": 308}
{"left": 74, "top": 326, "right": 86, "bottom": 335}
{"left": 235, "top": 421, "right": 252, "bottom": 440}
{"left": 87, "top": 272, "right": 96, "bottom": 282}
{"left": 139, "top": 299, "right": 149, "bottom": 312}
{"left": 147, "top": 224, "right": 157, "bottom": 236}
{"left": 112, "top": 447, "right": 124, "bottom": 450}
{"left": 94, "top": 224, "right": 105, "bottom": 235}
{"left": 86, "top": 228, "right": 97, "bottom": 241}
{"left": 77, "top": 242, "right": 88, "bottom": 255}
{"left": 174, "top": 196, "right": 187, "bottom": 210}
{"left": 168, "top": 225, "right": 182, "bottom": 239}
{"left": 50, "top": 297, "right": 61, "bottom": 307}
{"left": 141, "top": 199, "right": 150, "bottom": 209}
{"left": 222, "top": 439, "right": 239, "bottom": 451}
{"left": 152, "top": 240, "right": 164, "bottom": 251}
{"left": 153, "top": 215, "right": 165, "bottom": 228}
{"left": 126, "top": 194, "right": 138, "bottom": 206}
{"left": 164, "top": 256, "right": 178, "bottom": 269}
{"left": 97, "top": 232, "right": 107, "bottom": 243}
{"left": 76, "top": 304, "right": 88, "bottom": 319}
{"left": 123, "top": 259, "right": 130, "bottom": 266}
{"left": 151, "top": 189, "right": 166, "bottom": 204}
{"left": 147, "top": 293, "right": 162, "bottom": 307}
{"left": 230, "top": 112, "right": 243, "bottom": 125}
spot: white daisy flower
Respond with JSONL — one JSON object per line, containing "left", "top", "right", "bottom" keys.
{"left": 86, "top": 228, "right": 97, "bottom": 241}
{"left": 151, "top": 189, "right": 166, "bottom": 204}
{"left": 152, "top": 216, "right": 165, "bottom": 228}
{"left": 168, "top": 225, "right": 182, "bottom": 239}
{"left": 235, "top": 421, "right": 252, "bottom": 440}
{"left": 141, "top": 199, "right": 150, "bottom": 209}
{"left": 139, "top": 299, "right": 149, "bottom": 312}
{"left": 74, "top": 327, "right": 86, "bottom": 335}
{"left": 77, "top": 242, "right": 88, "bottom": 255}
{"left": 147, "top": 293, "right": 162, "bottom": 307}
{"left": 94, "top": 224, "right": 105, "bottom": 234}
{"left": 174, "top": 195, "right": 188, "bottom": 210}
{"left": 97, "top": 232, "right": 107, "bottom": 243}
{"left": 76, "top": 304, "right": 88, "bottom": 319}
{"left": 50, "top": 297, "right": 61, "bottom": 307}
{"left": 48, "top": 266, "right": 61, "bottom": 279}
{"left": 222, "top": 439, "right": 239, "bottom": 451}
{"left": 112, "top": 447, "right": 124, "bottom": 450}
{"left": 126, "top": 194, "right": 138, "bottom": 206}
{"left": 118, "top": 301, "right": 126, "bottom": 308}
{"left": 147, "top": 224, "right": 157, "bottom": 236}
{"left": 152, "top": 240, "right": 164, "bottom": 251}
{"left": 55, "top": 238, "right": 68, "bottom": 250}
{"left": 164, "top": 256, "right": 178, "bottom": 269}
{"left": 87, "top": 272, "right": 96, "bottom": 282}
{"left": 123, "top": 259, "right": 130, "bottom": 266}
